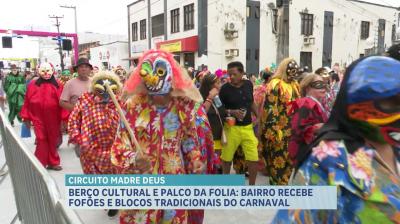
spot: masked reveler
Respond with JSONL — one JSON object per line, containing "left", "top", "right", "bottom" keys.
{"left": 20, "top": 62, "right": 66, "bottom": 170}
{"left": 59, "top": 69, "right": 72, "bottom": 86}
{"left": 273, "top": 56, "right": 400, "bottom": 223}
{"left": 67, "top": 71, "right": 121, "bottom": 217}
{"left": 260, "top": 58, "right": 300, "bottom": 185}
{"left": 111, "top": 50, "right": 208, "bottom": 224}
{"left": 4, "top": 64, "right": 26, "bottom": 125}
{"left": 315, "top": 67, "right": 336, "bottom": 115}
{"left": 114, "top": 65, "right": 128, "bottom": 84}
{"left": 68, "top": 71, "right": 121, "bottom": 175}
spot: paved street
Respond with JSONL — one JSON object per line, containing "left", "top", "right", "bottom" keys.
{"left": 0, "top": 123, "right": 276, "bottom": 224}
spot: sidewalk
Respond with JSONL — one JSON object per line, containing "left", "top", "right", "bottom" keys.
{"left": 1, "top": 123, "right": 276, "bottom": 224}
{"left": 0, "top": 150, "right": 20, "bottom": 224}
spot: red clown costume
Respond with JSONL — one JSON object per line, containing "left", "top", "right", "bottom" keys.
{"left": 68, "top": 71, "right": 121, "bottom": 174}
{"left": 20, "top": 62, "right": 66, "bottom": 170}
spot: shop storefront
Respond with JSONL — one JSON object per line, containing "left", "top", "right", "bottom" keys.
{"left": 156, "top": 36, "right": 198, "bottom": 68}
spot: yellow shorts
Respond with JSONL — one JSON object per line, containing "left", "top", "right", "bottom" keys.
{"left": 221, "top": 124, "right": 259, "bottom": 162}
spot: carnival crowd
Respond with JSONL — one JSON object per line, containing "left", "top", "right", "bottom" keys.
{"left": 0, "top": 44, "right": 399, "bottom": 224}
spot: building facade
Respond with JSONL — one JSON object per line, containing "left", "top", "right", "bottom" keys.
{"left": 128, "top": 0, "right": 400, "bottom": 74}
{"left": 78, "top": 32, "right": 128, "bottom": 60}
{"left": 90, "top": 41, "right": 129, "bottom": 71}
{"left": 288, "top": 0, "right": 400, "bottom": 71}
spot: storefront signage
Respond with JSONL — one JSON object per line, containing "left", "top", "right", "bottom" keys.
{"left": 159, "top": 41, "right": 182, "bottom": 52}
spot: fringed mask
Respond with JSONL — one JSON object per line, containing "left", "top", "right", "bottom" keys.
{"left": 286, "top": 60, "right": 299, "bottom": 81}
{"left": 91, "top": 72, "right": 121, "bottom": 104}
{"left": 38, "top": 62, "right": 54, "bottom": 80}
{"left": 347, "top": 56, "right": 400, "bottom": 147}
{"left": 139, "top": 52, "right": 173, "bottom": 95}
{"left": 114, "top": 66, "right": 127, "bottom": 83}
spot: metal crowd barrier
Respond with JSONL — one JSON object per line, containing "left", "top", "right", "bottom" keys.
{"left": 0, "top": 110, "right": 83, "bottom": 224}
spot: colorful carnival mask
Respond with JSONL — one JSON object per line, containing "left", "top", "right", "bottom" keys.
{"left": 114, "top": 66, "right": 127, "bottom": 83}
{"left": 347, "top": 56, "right": 400, "bottom": 147}
{"left": 60, "top": 70, "right": 71, "bottom": 82}
{"left": 286, "top": 60, "right": 299, "bottom": 81}
{"left": 38, "top": 62, "right": 55, "bottom": 80}
{"left": 91, "top": 72, "right": 121, "bottom": 103}
{"left": 125, "top": 50, "right": 202, "bottom": 103}
{"left": 139, "top": 52, "right": 173, "bottom": 95}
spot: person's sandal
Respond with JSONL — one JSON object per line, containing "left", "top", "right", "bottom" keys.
{"left": 47, "top": 165, "right": 63, "bottom": 171}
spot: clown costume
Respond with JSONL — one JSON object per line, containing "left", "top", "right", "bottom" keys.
{"left": 111, "top": 50, "right": 210, "bottom": 224}
{"left": 68, "top": 71, "right": 121, "bottom": 175}
{"left": 20, "top": 63, "right": 66, "bottom": 170}
{"left": 260, "top": 58, "right": 301, "bottom": 185}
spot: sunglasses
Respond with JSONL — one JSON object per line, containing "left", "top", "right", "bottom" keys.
{"left": 310, "top": 80, "right": 326, "bottom": 89}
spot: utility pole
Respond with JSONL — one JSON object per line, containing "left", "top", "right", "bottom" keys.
{"left": 49, "top": 15, "right": 65, "bottom": 71}
{"left": 60, "top": 5, "right": 78, "bottom": 34}
{"left": 276, "top": 0, "right": 290, "bottom": 64}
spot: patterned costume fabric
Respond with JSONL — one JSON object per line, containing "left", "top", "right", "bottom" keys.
{"left": 273, "top": 140, "right": 400, "bottom": 223}
{"left": 232, "top": 147, "right": 247, "bottom": 174}
{"left": 59, "top": 70, "right": 71, "bottom": 87}
{"left": 194, "top": 103, "right": 216, "bottom": 175}
{"left": 68, "top": 92, "right": 120, "bottom": 174}
{"left": 20, "top": 78, "right": 64, "bottom": 167}
{"left": 59, "top": 78, "right": 69, "bottom": 86}
{"left": 253, "top": 84, "right": 268, "bottom": 120}
{"left": 320, "top": 86, "right": 335, "bottom": 116}
{"left": 111, "top": 95, "right": 205, "bottom": 224}
{"left": 261, "top": 78, "right": 300, "bottom": 185}
{"left": 288, "top": 97, "right": 329, "bottom": 167}
{"left": 274, "top": 56, "right": 400, "bottom": 223}
{"left": 186, "top": 104, "right": 215, "bottom": 224}
{"left": 4, "top": 72, "right": 26, "bottom": 123}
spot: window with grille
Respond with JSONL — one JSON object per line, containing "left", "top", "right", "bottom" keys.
{"left": 255, "top": 49, "right": 259, "bottom": 60}
{"left": 151, "top": 13, "right": 164, "bottom": 37}
{"left": 255, "top": 6, "right": 260, "bottom": 19}
{"left": 132, "top": 22, "right": 138, "bottom": 41}
{"left": 171, "top": 8, "right": 180, "bottom": 33}
{"left": 361, "top": 21, "right": 370, "bottom": 40}
{"left": 392, "top": 24, "right": 396, "bottom": 42}
{"left": 398, "top": 13, "right": 400, "bottom": 27}
{"left": 273, "top": 9, "right": 278, "bottom": 33}
{"left": 184, "top": 3, "right": 194, "bottom": 31}
{"left": 300, "top": 52, "right": 312, "bottom": 72}
{"left": 301, "top": 13, "right": 314, "bottom": 36}
{"left": 140, "top": 19, "right": 146, "bottom": 40}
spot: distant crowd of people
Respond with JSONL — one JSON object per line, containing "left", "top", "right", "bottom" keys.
{"left": 0, "top": 43, "right": 399, "bottom": 223}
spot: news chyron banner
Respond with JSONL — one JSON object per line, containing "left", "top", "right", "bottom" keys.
{"left": 66, "top": 175, "right": 337, "bottom": 210}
